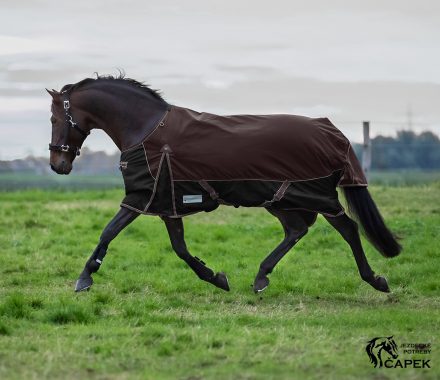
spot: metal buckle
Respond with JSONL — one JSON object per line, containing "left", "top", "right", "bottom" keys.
{"left": 63, "top": 100, "right": 70, "bottom": 110}
{"left": 67, "top": 114, "right": 76, "bottom": 127}
{"left": 61, "top": 145, "right": 70, "bottom": 152}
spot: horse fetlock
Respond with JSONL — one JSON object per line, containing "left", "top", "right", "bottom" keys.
{"left": 191, "top": 256, "right": 216, "bottom": 281}
{"left": 198, "top": 269, "right": 229, "bottom": 291}
{"left": 258, "top": 265, "right": 272, "bottom": 276}
{"left": 361, "top": 272, "right": 375, "bottom": 283}
{"left": 86, "top": 258, "right": 101, "bottom": 274}
{"left": 196, "top": 266, "right": 215, "bottom": 282}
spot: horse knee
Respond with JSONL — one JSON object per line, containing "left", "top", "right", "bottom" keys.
{"left": 361, "top": 272, "right": 375, "bottom": 282}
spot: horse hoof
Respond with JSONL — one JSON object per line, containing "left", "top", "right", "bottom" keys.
{"left": 253, "top": 275, "right": 269, "bottom": 293}
{"left": 212, "top": 272, "right": 230, "bottom": 291}
{"left": 75, "top": 276, "right": 93, "bottom": 292}
{"left": 371, "top": 275, "right": 390, "bottom": 293}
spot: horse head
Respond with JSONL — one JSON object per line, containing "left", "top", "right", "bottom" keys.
{"left": 47, "top": 88, "right": 90, "bottom": 175}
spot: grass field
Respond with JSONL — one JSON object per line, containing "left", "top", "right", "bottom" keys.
{"left": 0, "top": 185, "right": 439, "bottom": 379}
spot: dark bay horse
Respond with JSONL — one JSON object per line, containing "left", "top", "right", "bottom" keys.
{"left": 47, "top": 74, "right": 401, "bottom": 294}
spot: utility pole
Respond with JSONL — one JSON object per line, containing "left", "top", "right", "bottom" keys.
{"left": 362, "top": 121, "right": 371, "bottom": 181}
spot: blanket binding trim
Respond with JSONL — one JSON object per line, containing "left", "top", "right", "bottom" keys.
{"left": 121, "top": 202, "right": 346, "bottom": 219}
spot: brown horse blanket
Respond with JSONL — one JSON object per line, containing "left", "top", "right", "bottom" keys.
{"left": 120, "top": 105, "right": 367, "bottom": 217}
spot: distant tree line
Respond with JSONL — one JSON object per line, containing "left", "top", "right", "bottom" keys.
{"left": 353, "top": 130, "right": 440, "bottom": 169}
{"left": 0, "top": 147, "right": 119, "bottom": 175}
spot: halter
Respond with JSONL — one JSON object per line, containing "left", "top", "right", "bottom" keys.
{"left": 48, "top": 91, "right": 90, "bottom": 156}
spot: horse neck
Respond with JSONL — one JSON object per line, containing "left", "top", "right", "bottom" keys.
{"left": 75, "top": 87, "right": 169, "bottom": 151}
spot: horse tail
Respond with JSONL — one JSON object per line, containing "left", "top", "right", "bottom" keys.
{"left": 342, "top": 187, "right": 402, "bottom": 258}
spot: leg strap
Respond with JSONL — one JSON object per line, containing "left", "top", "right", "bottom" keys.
{"left": 261, "top": 181, "right": 290, "bottom": 207}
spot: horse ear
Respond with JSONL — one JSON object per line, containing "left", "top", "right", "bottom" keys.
{"left": 46, "top": 88, "right": 61, "bottom": 103}
{"left": 388, "top": 335, "right": 393, "bottom": 339}
{"left": 45, "top": 88, "right": 60, "bottom": 99}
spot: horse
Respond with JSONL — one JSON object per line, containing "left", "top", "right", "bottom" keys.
{"left": 47, "top": 74, "right": 401, "bottom": 294}
{"left": 366, "top": 336, "right": 399, "bottom": 367}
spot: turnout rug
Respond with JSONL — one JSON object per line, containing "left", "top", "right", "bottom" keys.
{"left": 120, "top": 105, "right": 367, "bottom": 218}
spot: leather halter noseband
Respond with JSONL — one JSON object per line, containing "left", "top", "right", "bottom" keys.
{"left": 48, "top": 92, "right": 90, "bottom": 156}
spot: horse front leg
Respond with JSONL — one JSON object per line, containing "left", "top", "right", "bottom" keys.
{"left": 75, "top": 207, "right": 139, "bottom": 292}
{"left": 162, "top": 216, "right": 230, "bottom": 291}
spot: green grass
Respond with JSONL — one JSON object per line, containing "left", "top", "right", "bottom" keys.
{"left": 0, "top": 185, "right": 439, "bottom": 379}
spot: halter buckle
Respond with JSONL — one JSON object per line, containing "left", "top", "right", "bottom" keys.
{"left": 61, "top": 145, "right": 70, "bottom": 152}
{"left": 67, "top": 115, "right": 76, "bottom": 128}
{"left": 63, "top": 100, "right": 70, "bottom": 110}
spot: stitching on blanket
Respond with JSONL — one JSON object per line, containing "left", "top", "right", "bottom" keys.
{"left": 166, "top": 153, "right": 177, "bottom": 217}
{"left": 172, "top": 169, "right": 343, "bottom": 184}
{"left": 120, "top": 108, "right": 170, "bottom": 153}
{"left": 143, "top": 143, "right": 156, "bottom": 180}
{"left": 143, "top": 152, "right": 166, "bottom": 213}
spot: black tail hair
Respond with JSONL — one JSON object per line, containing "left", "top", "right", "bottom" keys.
{"left": 343, "top": 187, "right": 401, "bottom": 258}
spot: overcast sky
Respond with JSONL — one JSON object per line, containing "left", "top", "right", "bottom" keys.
{"left": 1, "top": 0, "right": 439, "bottom": 159}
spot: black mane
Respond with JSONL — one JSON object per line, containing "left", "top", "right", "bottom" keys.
{"left": 61, "top": 72, "right": 165, "bottom": 101}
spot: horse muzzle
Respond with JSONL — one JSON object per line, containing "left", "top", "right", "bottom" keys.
{"left": 50, "top": 160, "right": 72, "bottom": 175}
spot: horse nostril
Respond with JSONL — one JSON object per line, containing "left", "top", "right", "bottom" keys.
{"left": 50, "top": 164, "right": 56, "bottom": 172}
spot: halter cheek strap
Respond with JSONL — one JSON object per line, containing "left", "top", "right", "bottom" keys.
{"left": 49, "top": 93, "right": 90, "bottom": 156}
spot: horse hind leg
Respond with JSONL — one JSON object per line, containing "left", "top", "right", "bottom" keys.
{"left": 324, "top": 214, "right": 390, "bottom": 292}
{"left": 253, "top": 209, "right": 316, "bottom": 293}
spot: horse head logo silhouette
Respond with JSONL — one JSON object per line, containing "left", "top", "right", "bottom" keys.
{"left": 366, "top": 336, "right": 399, "bottom": 367}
